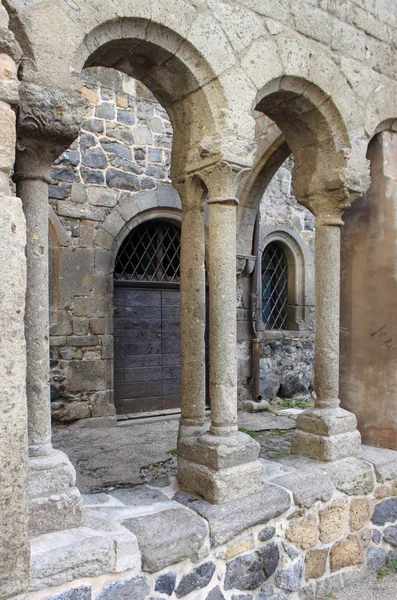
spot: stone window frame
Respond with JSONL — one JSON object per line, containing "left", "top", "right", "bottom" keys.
{"left": 257, "top": 225, "right": 314, "bottom": 338}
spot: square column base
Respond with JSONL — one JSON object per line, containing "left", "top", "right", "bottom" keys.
{"left": 177, "top": 431, "right": 264, "bottom": 503}
{"left": 291, "top": 407, "right": 361, "bottom": 461}
{"left": 29, "top": 449, "right": 82, "bottom": 536}
{"left": 177, "top": 456, "right": 264, "bottom": 504}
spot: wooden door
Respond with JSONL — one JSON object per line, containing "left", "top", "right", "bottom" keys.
{"left": 113, "top": 284, "right": 180, "bottom": 414}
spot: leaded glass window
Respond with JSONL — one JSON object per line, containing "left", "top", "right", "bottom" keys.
{"left": 261, "top": 242, "right": 288, "bottom": 329}
{"left": 114, "top": 220, "right": 181, "bottom": 282}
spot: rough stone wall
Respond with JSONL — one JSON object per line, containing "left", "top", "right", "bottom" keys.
{"left": 49, "top": 67, "right": 175, "bottom": 424}
{"left": 14, "top": 448, "right": 397, "bottom": 600}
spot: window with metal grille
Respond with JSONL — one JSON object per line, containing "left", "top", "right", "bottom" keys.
{"left": 261, "top": 242, "right": 288, "bottom": 329}
{"left": 114, "top": 220, "right": 181, "bottom": 282}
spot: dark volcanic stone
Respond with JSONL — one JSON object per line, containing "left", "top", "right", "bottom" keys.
{"left": 280, "top": 370, "right": 310, "bottom": 398}
{"left": 258, "top": 542, "right": 279, "bottom": 578}
{"left": 106, "top": 169, "right": 140, "bottom": 191}
{"left": 109, "top": 156, "right": 142, "bottom": 174}
{"left": 95, "top": 576, "right": 149, "bottom": 600}
{"left": 155, "top": 572, "right": 176, "bottom": 596}
{"left": 55, "top": 150, "right": 80, "bottom": 167}
{"left": 258, "top": 527, "right": 276, "bottom": 542}
{"left": 260, "top": 372, "right": 280, "bottom": 400}
{"left": 80, "top": 133, "right": 96, "bottom": 151}
{"left": 383, "top": 525, "right": 397, "bottom": 546}
{"left": 117, "top": 109, "right": 135, "bottom": 124}
{"left": 367, "top": 547, "right": 387, "bottom": 571}
{"left": 232, "top": 596, "right": 253, "bottom": 600}
{"left": 141, "top": 177, "right": 156, "bottom": 189}
{"left": 372, "top": 529, "right": 382, "bottom": 544}
{"left": 100, "top": 140, "right": 131, "bottom": 159}
{"left": 206, "top": 586, "right": 226, "bottom": 600}
{"left": 80, "top": 168, "right": 104, "bottom": 185}
{"left": 224, "top": 552, "right": 265, "bottom": 591}
{"left": 82, "top": 118, "right": 104, "bottom": 134}
{"left": 134, "top": 148, "right": 146, "bottom": 161}
{"left": 371, "top": 498, "right": 397, "bottom": 525}
{"left": 45, "top": 585, "right": 91, "bottom": 600}
{"left": 175, "top": 562, "right": 216, "bottom": 597}
{"left": 95, "top": 102, "right": 115, "bottom": 120}
{"left": 82, "top": 147, "right": 107, "bottom": 169}
{"left": 275, "top": 559, "right": 303, "bottom": 591}
{"left": 49, "top": 184, "right": 69, "bottom": 199}
{"left": 50, "top": 166, "right": 77, "bottom": 183}
{"left": 145, "top": 165, "right": 166, "bottom": 179}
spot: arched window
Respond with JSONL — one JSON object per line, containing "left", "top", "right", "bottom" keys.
{"left": 261, "top": 241, "right": 288, "bottom": 329}
{"left": 114, "top": 220, "right": 181, "bottom": 282}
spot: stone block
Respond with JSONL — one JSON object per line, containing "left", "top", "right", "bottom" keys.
{"left": 371, "top": 498, "right": 397, "bottom": 525}
{"left": 179, "top": 431, "right": 260, "bottom": 470}
{"left": 95, "top": 102, "right": 115, "bottom": 120}
{"left": 222, "top": 535, "right": 255, "bottom": 559}
{"left": 175, "top": 562, "right": 216, "bottom": 597}
{"left": 330, "top": 535, "right": 364, "bottom": 571}
{"left": 271, "top": 471, "right": 334, "bottom": 508}
{"left": 28, "top": 450, "right": 76, "bottom": 498}
{"left": 275, "top": 559, "right": 303, "bottom": 591}
{"left": 95, "top": 576, "right": 150, "bottom": 600}
{"left": 80, "top": 168, "right": 105, "bottom": 185}
{"left": 155, "top": 572, "right": 176, "bottom": 596}
{"left": 319, "top": 499, "right": 349, "bottom": 543}
{"left": 286, "top": 515, "right": 318, "bottom": 550}
{"left": 29, "top": 487, "right": 83, "bottom": 537}
{"left": 383, "top": 525, "right": 397, "bottom": 546}
{"left": 63, "top": 360, "right": 108, "bottom": 392}
{"left": 174, "top": 483, "right": 290, "bottom": 545}
{"left": 258, "top": 527, "right": 276, "bottom": 542}
{"left": 206, "top": 587, "right": 226, "bottom": 600}
{"left": 30, "top": 528, "right": 113, "bottom": 591}
{"left": 224, "top": 543, "right": 279, "bottom": 591}
{"left": 373, "top": 528, "right": 382, "bottom": 543}
{"left": 100, "top": 209, "right": 125, "bottom": 237}
{"left": 87, "top": 187, "right": 117, "bottom": 207}
{"left": 106, "top": 168, "right": 140, "bottom": 191}
{"left": 322, "top": 457, "right": 375, "bottom": 495}
{"left": 350, "top": 498, "right": 370, "bottom": 530}
{"left": 362, "top": 445, "right": 397, "bottom": 482}
{"left": 44, "top": 585, "right": 92, "bottom": 600}
{"left": 305, "top": 548, "right": 328, "bottom": 580}
{"left": 177, "top": 456, "right": 264, "bottom": 504}
{"left": 291, "top": 429, "right": 361, "bottom": 462}
{"left": 295, "top": 407, "right": 357, "bottom": 436}
{"left": 122, "top": 506, "right": 209, "bottom": 572}
{"left": 367, "top": 547, "right": 387, "bottom": 571}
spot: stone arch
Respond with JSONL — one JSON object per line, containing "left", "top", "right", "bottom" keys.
{"left": 259, "top": 226, "right": 314, "bottom": 332}
{"left": 365, "top": 81, "right": 397, "bottom": 138}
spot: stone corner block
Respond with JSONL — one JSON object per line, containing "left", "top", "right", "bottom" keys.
{"left": 271, "top": 471, "right": 334, "bottom": 508}
{"left": 121, "top": 505, "right": 209, "bottom": 572}
{"left": 174, "top": 482, "right": 290, "bottom": 546}
{"left": 361, "top": 445, "right": 397, "bottom": 483}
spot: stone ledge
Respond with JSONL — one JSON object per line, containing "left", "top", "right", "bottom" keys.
{"left": 174, "top": 483, "right": 291, "bottom": 546}
{"left": 362, "top": 445, "right": 397, "bottom": 482}
{"left": 270, "top": 472, "right": 334, "bottom": 508}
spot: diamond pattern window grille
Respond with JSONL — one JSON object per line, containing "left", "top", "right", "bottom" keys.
{"left": 114, "top": 220, "right": 181, "bottom": 282}
{"left": 261, "top": 242, "right": 288, "bottom": 329}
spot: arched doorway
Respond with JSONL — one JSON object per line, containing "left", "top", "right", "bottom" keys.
{"left": 113, "top": 218, "right": 181, "bottom": 415}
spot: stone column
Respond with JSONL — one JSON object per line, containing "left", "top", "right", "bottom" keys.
{"left": 291, "top": 203, "right": 361, "bottom": 461}
{"left": 176, "top": 175, "right": 207, "bottom": 439}
{"left": 177, "top": 162, "right": 263, "bottom": 504}
{"left": 0, "top": 50, "right": 30, "bottom": 599}
{"left": 15, "top": 82, "right": 89, "bottom": 536}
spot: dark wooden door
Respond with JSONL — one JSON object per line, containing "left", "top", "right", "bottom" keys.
{"left": 113, "top": 284, "right": 180, "bottom": 414}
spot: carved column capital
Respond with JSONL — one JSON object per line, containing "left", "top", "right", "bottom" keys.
{"left": 298, "top": 188, "right": 352, "bottom": 227}
{"left": 198, "top": 161, "right": 251, "bottom": 205}
{"left": 15, "top": 82, "right": 89, "bottom": 176}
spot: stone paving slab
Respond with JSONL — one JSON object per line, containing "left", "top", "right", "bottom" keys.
{"left": 333, "top": 572, "right": 397, "bottom": 600}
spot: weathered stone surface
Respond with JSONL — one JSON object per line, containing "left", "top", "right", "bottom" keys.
{"left": 361, "top": 446, "right": 397, "bottom": 483}
{"left": 371, "top": 498, "right": 397, "bottom": 525}
{"left": 319, "top": 499, "right": 349, "bottom": 543}
{"left": 122, "top": 506, "right": 209, "bottom": 572}
{"left": 81, "top": 147, "right": 107, "bottom": 169}
{"left": 372, "top": 528, "right": 382, "bottom": 544}
{"left": 330, "top": 535, "right": 364, "bottom": 571}
{"left": 323, "top": 458, "right": 375, "bottom": 495}
{"left": 275, "top": 559, "right": 303, "bottom": 591}
{"left": 283, "top": 542, "right": 299, "bottom": 560}
{"left": 206, "top": 585, "right": 226, "bottom": 600}
{"left": 367, "top": 547, "right": 387, "bottom": 571}
{"left": 44, "top": 585, "right": 92, "bottom": 600}
{"left": 360, "top": 528, "right": 371, "bottom": 547}
{"left": 106, "top": 169, "right": 140, "bottom": 191}
{"left": 286, "top": 515, "right": 317, "bottom": 550}
{"left": 232, "top": 595, "right": 253, "bottom": 600}
{"left": 30, "top": 528, "right": 113, "bottom": 591}
{"left": 259, "top": 372, "right": 280, "bottom": 400}
{"left": 271, "top": 471, "right": 333, "bottom": 507}
{"left": 350, "top": 498, "right": 370, "bottom": 530}
{"left": 95, "top": 576, "right": 150, "bottom": 600}
{"left": 383, "top": 525, "right": 397, "bottom": 546}
{"left": 305, "top": 549, "right": 328, "bottom": 580}
{"left": 174, "top": 484, "right": 290, "bottom": 545}
{"left": 259, "top": 527, "right": 276, "bottom": 542}
{"left": 223, "top": 535, "right": 255, "bottom": 559}
{"left": 315, "top": 574, "right": 343, "bottom": 598}
{"left": 29, "top": 487, "right": 83, "bottom": 537}
{"left": 155, "top": 572, "right": 176, "bottom": 596}
{"left": 110, "top": 485, "right": 169, "bottom": 507}
{"left": 224, "top": 543, "right": 279, "bottom": 591}
{"left": 175, "top": 562, "right": 215, "bottom": 597}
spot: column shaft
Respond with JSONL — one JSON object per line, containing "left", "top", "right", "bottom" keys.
{"left": 314, "top": 223, "right": 340, "bottom": 406}
{"left": 208, "top": 200, "right": 238, "bottom": 435}
{"left": 17, "top": 175, "right": 52, "bottom": 455}
{"left": 180, "top": 204, "right": 206, "bottom": 427}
